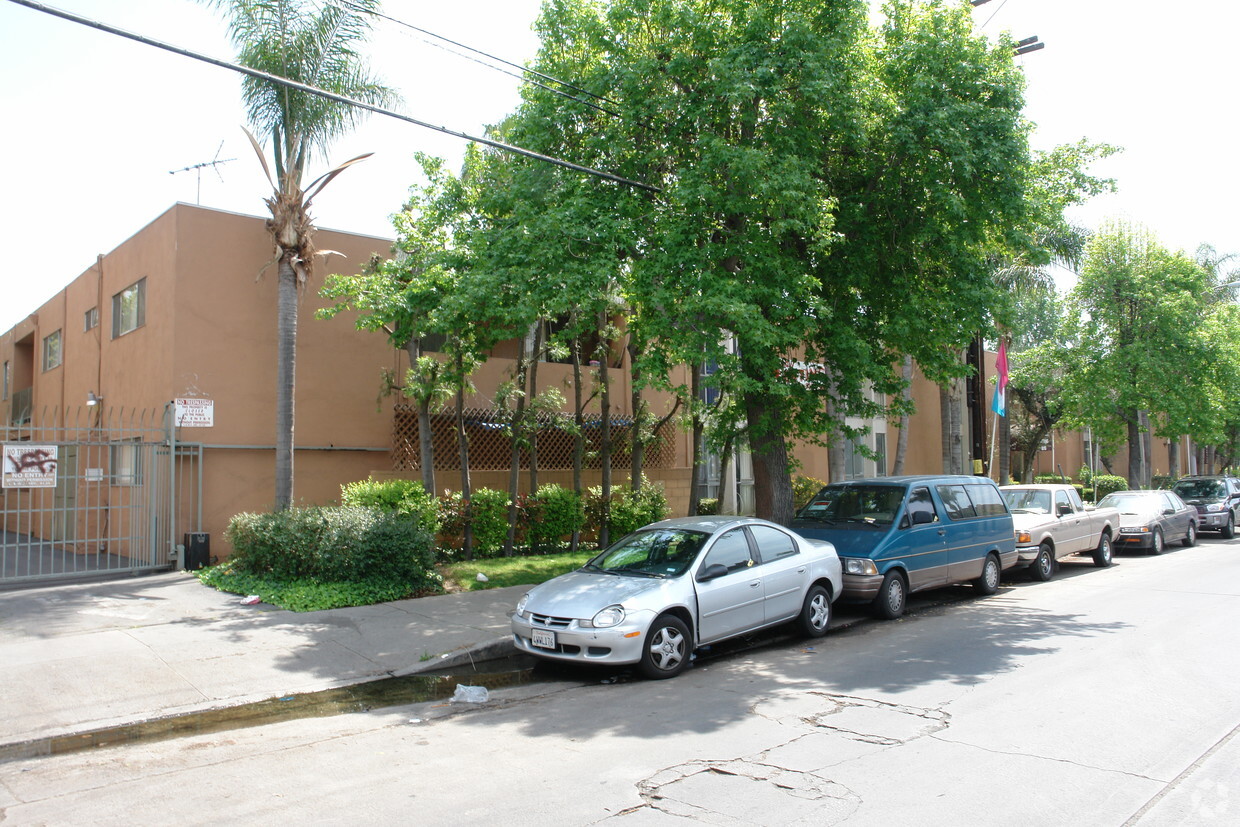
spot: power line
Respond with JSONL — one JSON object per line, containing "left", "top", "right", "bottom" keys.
{"left": 3, "top": 0, "right": 659, "bottom": 194}
{"left": 335, "top": 0, "right": 624, "bottom": 119}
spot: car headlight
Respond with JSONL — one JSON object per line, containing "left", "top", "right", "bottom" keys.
{"left": 842, "top": 558, "right": 879, "bottom": 576}
{"left": 1121, "top": 525, "right": 1150, "bottom": 533}
{"left": 587, "top": 604, "right": 626, "bottom": 629}
{"left": 1207, "top": 503, "right": 1225, "bottom": 512}
{"left": 515, "top": 593, "right": 529, "bottom": 617}
{"left": 1016, "top": 531, "right": 1032, "bottom": 544}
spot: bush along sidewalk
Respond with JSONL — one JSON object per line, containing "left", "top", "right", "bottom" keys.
{"left": 197, "top": 505, "right": 441, "bottom": 612}
{"left": 197, "top": 477, "right": 674, "bottom": 609}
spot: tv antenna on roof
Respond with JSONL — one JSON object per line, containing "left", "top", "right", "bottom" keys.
{"left": 169, "top": 140, "right": 235, "bottom": 205}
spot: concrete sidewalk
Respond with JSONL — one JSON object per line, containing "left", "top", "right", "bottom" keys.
{"left": 0, "top": 572, "right": 523, "bottom": 748}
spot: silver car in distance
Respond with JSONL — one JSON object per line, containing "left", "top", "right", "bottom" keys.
{"left": 511, "top": 516, "right": 842, "bottom": 679}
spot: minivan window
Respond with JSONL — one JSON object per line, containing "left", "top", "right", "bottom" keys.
{"left": 796, "top": 484, "right": 905, "bottom": 527}
{"left": 936, "top": 485, "right": 977, "bottom": 520}
{"left": 905, "top": 487, "right": 938, "bottom": 525}
{"left": 966, "top": 483, "right": 1007, "bottom": 517}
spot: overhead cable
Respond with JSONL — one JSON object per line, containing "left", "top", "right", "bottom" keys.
{"left": 4, "top": 0, "right": 659, "bottom": 194}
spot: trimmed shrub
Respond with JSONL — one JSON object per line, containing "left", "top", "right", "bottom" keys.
{"left": 595, "top": 479, "right": 670, "bottom": 540}
{"left": 793, "top": 475, "right": 827, "bottom": 509}
{"left": 527, "top": 483, "right": 585, "bottom": 548}
{"left": 1152, "top": 474, "right": 1174, "bottom": 490}
{"left": 439, "top": 488, "right": 512, "bottom": 557}
{"left": 224, "top": 506, "right": 440, "bottom": 592}
{"left": 1094, "top": 475, "right": 1129, "bottom": 499}
{"left": 340, "top": 478, "right": 440, "bottom": 535}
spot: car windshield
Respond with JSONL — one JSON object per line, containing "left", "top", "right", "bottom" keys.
{"left": 1098, "top": 494, "right": 1158, "bottom": 515}
{"left": 795, "top": 484, "right": 905, "bottom": 527}
{"left": 1003, "top": 489, "right": 1052, "bottom": 514}
{"left": 584, "top": 528, "right": 708, "bottom": 578}
{"left": 1173, "top": 480, "right": 1225, "bottom": 500}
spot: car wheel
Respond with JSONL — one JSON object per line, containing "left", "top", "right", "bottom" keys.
{"left": 1224, "top": 513, "right": 1236, "bottom": 540}
{"left": 975, "top": 553, "right": 1001, "bottom": 595}
{"left": 872, "top": 570, "right": 907, "bottom": 620}
{"left": 1030, "top": 543, "right": 1054, "bottom": 582}
{"left": 1183, "top": 523, "right": 1197, "bottom": 548}
{"left": 1093, "top": 533, "right": 1113, "bottom": 568}
{"left": 1150, "top": 527, "right": 1165, "bottom": 555}
{"left": 639, "top": 614, "right": 691, "bottom": 680}
{"left": 796, "top": 584, "right": 832, "bottom": 638}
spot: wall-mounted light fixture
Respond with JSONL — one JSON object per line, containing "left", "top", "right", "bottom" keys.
{"left": 87, "top": 391, "right": 104, "bottom": 406}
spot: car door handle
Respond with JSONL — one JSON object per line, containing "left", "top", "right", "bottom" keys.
{"left": 937, "top": 529, "right": 947, "bottom": 536}
{"left": 797, "top": 567, "right": 806, "bottom": 573}
{"left": 749, "top": 580, "right": 761, "bottom": 588}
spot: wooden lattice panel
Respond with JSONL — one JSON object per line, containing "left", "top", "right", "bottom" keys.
{"left": 391, "top": 406, "right": 674, "bottom": 472}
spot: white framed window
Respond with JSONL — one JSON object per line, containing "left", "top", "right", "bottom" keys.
{"left": 84, "top": 306, "right": 99, "bottom": 331}
{"left": 42, "top": 330, "right": 62, "bottom": 371}
{"left": 112, "top": 278, "right": 146, "bottom": 339}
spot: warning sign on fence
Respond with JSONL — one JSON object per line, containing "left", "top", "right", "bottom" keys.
{"left": 2, "top": 444, "right": 58, "bottom": 488}
{"left": 175, "top": 398, "right": 214, "bottom": 428}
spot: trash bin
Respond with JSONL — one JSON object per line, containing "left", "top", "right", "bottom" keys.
{"left": 184, "top": 532, "right": 210, "bottom": 570}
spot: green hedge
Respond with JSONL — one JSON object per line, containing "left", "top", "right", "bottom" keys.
{"left": 526, "top": 484, "right": 585, "bottom": 548}
{"left": 224, "top": 506, "right": 439, "bottom": 590}
{"left": 587, "top": 479, "right": 670, "bottom": 540}
{"left": 439, "top": 488, "right": 512, "bottom": 556}
{"left": 1094, "top": 475, "right": 1129, "bottom": 499}
{"left": 793, "top": 475, "right": 827, "bottom": 509}
{"left": 340, "top": 478, "right": 440, "bottom": 535}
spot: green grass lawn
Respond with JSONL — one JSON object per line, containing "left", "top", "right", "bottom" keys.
{"left": 439, "top": 549, "right": 594, "bottom": 592}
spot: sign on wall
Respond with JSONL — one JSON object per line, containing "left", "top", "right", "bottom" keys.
{"left": 175, "top": 398, "right": 214, "bottom": 428}
{"left": 2, "top": 444, "right": 58, "bottom": 488}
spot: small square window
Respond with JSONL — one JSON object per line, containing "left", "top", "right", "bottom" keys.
{"left": 42, "top": 330, "right": 63, "bottom": 372}
{"left": 112, "top": 278, "right": 146, "bottom": 338}
{"left": 111, "top": 439, "right": 142, "bottom": 485}
{"left": 84, "top": 307, "right": 99, "bottom": 331}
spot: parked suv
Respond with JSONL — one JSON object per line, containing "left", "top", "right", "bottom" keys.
{"left": 1171, "top": 475, "right": 1240, "bottom": 538}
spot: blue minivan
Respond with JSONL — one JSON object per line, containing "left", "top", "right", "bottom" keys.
{"left": 790, "top": 475, "right": 1017, "bottom": 618}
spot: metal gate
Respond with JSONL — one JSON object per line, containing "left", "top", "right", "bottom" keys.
{"left": 1, "top": 406, "right": 202, "bottom": 587}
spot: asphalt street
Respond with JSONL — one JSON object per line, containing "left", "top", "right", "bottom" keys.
{"left": 3, "top": 536, "right": 1238, "bottom": 825}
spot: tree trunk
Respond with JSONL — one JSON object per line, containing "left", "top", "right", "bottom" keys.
{"left": 940, "top": 377, "right": 965, "bottom": 475}
{"left": 570, "top": 337, "right": 584, "bottom": 552}
{"left": 892, "top": 355, "right": 912, "bottom": 476}
{"left": 406, "top": 338, "right": 436, "bottom": 495}
{"left": 528, "top": 323, "right": 543, "bottom": 495}
{"left": 454, "top": 350, "right": 473, "bottom": 560}
{"left": 688, "top": 363, "right": 704, "bottom": 517}
{"left": 745, "top": 391, "right": 794, "bottom": 525}
{"left": 1168, "top": 437, "right": 1180, "bottom": 481}
{"left": 628, "top": 340, "right": 644, "bottom": 492}
{"left": 274, "top": 257, "right": 298, "bottom": 510}
{"left": 504, "top": 328, "right": 532, "bottom": 555}
{"left": 826, "top": 390, "right": 845, "bottom": 483}
{"left": 597, "top": 322, "right": 613, "bottom": 548}
{"left": 1126, "top": 409, "right": 1146, "bottom": 489}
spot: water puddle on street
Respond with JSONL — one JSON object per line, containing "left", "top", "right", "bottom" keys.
{"left": 0, "top": 658, "right": 540, "bottom": 763}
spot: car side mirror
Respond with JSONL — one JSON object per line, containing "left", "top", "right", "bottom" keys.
{"left": 1057, "top": 503, "right": 1073, "bottom": 516}
{"left": 696, "top": 563, "right": 730, "bottom": 582}
{"left": 1163, "top": 508, "right": 1175, "bottom": 515}
{"left": 911, "top": 510, "right": 934, "bottom": 526}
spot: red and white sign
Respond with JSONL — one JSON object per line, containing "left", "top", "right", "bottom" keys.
{"left": 175, "top": 398, "right": 214, "bottom": 428}
{"left": 2, "top": 444, "right": 58, "bottom": 488}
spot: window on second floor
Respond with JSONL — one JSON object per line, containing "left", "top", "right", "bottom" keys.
{"left": 2, "top": 360, "right": 9, "bottom": 400}
{"left": 42, "top": 330, "right": 62, "bottom": 372}
{"left": 112, "top": 278, "right": 146, "bottom": 339}
{"left": 84, "top": 306, "right": 99, "bottom": 331}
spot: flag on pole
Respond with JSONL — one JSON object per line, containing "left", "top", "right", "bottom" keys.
{"left": 991, "top": 339, "right": 1009, "bottom": 417}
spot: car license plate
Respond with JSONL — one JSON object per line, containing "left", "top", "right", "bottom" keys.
{"left": 532, "top": 628, "right": 556, "bottom": 650}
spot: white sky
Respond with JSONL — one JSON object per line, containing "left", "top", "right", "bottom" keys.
{"left": 2, "top": 0, "right": 1238, "bottom": 333}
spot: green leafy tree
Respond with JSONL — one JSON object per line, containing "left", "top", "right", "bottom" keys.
{"left": 1060, "top": 221, "right": 1213, "bottom": 487}
{"left": 204, "top": 0, "right": 398, "bottom": 509}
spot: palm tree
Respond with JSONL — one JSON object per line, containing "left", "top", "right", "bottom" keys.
{"left": 205, "top": 0, "right": 398, "bottom": 509}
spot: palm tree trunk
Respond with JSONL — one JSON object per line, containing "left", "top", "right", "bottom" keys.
{"left": 274, "top": 258, "right": 298, "bottom": 510}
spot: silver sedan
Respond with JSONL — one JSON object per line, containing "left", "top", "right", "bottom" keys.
{"left": 511, "top": 516, "right": 842, "bottom": 679}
